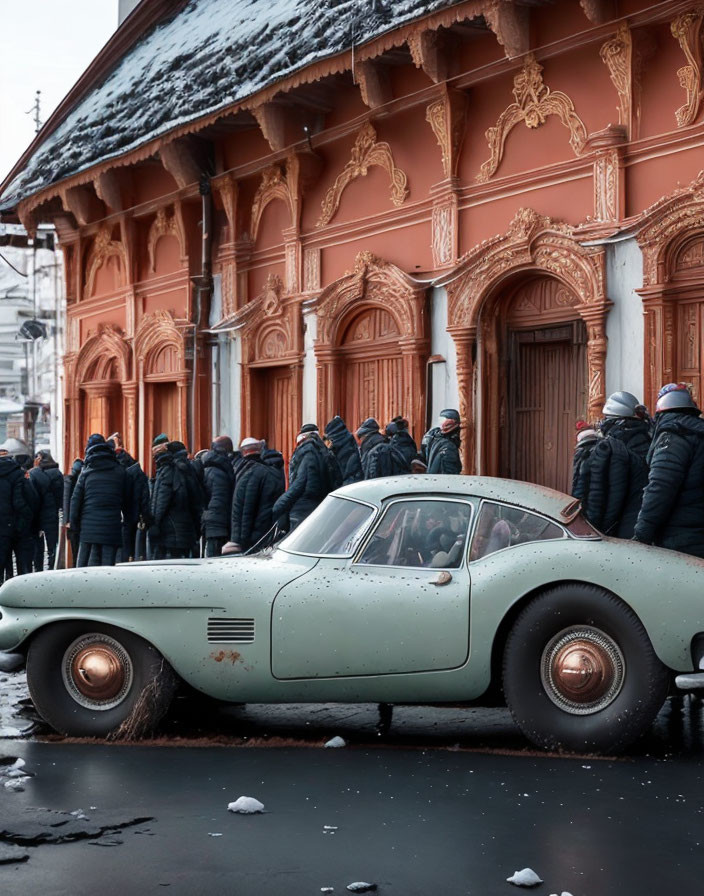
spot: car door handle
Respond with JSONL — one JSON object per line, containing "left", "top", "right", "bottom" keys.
{"left": 430, "top": 571, "right": 452, "bottom": 586}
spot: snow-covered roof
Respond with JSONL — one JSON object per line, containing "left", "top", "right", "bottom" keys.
{"left": 0, "top": 0, "right": 465, "bottom": 212}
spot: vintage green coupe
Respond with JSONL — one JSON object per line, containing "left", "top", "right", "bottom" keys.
{"left": 0, "top": 475, "right": 701, "bottom": 752}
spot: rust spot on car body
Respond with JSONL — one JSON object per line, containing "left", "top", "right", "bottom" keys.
{"left": 210, "top": 650, "right": 242, "bottom": 665}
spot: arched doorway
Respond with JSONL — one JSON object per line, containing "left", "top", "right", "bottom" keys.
{"left": 338, "top": 307, "right": 404, "bottom": 432}
{"left": 497, "top": 277, "right": 587, "bottom": 493}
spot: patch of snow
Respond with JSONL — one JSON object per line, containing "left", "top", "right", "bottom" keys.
{"left": 227, "top": 796, "right": 265, "bottom": 814}
{"left": 346, "top": 884, "right": 377, "bottom": 893}
{"left": 4, "top": 778, "right": 27, "bottom": 792}
{"left": 507, "top": 868, "right": 544, "bottom": 887}
{"left": 325, "top": 736, "right": 347, "bottom": 748}
{"left": 208, "top": 832, "right": 223, "bottom": 837}
{"left": 548, "top": 892, "right": 574, "bottom": 896}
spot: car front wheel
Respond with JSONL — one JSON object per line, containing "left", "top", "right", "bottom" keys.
{"left": 503, "top": 584, "right": 670, "bottom": 754}
{"left": 27, "top": 622, "right": 178, "bottom": 739}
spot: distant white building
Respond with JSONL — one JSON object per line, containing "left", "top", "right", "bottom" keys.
{"left": 0, "top": 224, "right": 64, "bottom": 463}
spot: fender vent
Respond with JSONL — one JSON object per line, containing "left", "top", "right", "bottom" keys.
{"left": 207, "top": 618, "right": 255, "bottom": 643}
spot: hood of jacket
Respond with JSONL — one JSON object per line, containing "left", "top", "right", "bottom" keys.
{"left": 0, "top": 456, "right": 21, "bottom": 480}
{"left": 359, "top": 430, "right": 385, "bottom": 457}
{"left": 654, "top": 411, "right": 704, "bottom": 439}
{"left": 324, "top": 416, "right": 352, "bottom": 444}
{"left": 83, "top": 442, "right": 119, "bottom": 471}
{"left": 202, "top": 449, "right": 235, "bottom": 478}
{"left": 600, "top": 417, "right": 650, "bottom": 450}
{"left": 262, "top": 448, "right": 284, "bottom": 470}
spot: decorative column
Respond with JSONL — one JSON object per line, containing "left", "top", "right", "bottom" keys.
{"left": 579, "top": 307, "right": 610, "bottom": 423}
{"left": 177, "top": 376, "right": 188, "bottom": 444}
{"left": 122, "top": 382, "right": 138, "bottom": 457}
{"left": 399, "top": 336, "right": 429, "bottom": 444}
{"left": 315, "top": 345, "right": 337, "bottom": 425}
{"left": 448, "top": 327, "right": 476, "bottom": 475}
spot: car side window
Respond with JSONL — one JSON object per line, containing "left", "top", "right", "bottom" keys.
{"left": 357, "top": 500, "right": 471, "bottom": 568}
{"left": 470, "top": 502, "right": 564, "bottom": 561}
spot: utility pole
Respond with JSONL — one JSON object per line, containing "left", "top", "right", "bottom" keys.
{"left": 26, "top": 90, "right": 42, "bottom": 134}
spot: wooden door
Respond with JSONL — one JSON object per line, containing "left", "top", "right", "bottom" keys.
{"left": 338, "top": 308, "right": 404, "bottom": 433}
{"left": 675, "top": 299, "right": 704, "bottom": 407}
{"left": 504, "top": 323, "right": 587, "bottom": 493}
{"left": 250, "top": 366, "right": 296, "bottom": 468}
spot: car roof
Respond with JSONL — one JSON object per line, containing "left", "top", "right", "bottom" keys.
{"left": 333, "top": 476, "right": 581, "bottom": 523}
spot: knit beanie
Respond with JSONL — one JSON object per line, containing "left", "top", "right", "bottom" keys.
{"left": 86, "top": 433, "right": 105, "bottom": 451}
{"left": 152, "top": 433, "right": 169, "bottom": 448}
{"left": 356, "top": 417, "right": 380, "bottom": 438}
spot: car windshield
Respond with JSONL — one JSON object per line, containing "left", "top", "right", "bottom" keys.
{"left": 279, "top": 496, "right": 376, "bottom": 556}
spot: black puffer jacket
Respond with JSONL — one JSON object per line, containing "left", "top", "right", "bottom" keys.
{"left": 126, "top": 462, "right": 152, "bottom": 528}
{"left": 571, "top": 434, "right": 600, "bottom": 501}
{"left": 391, "top": 429, "right": 417, "bottom": 467}
{"left": 69, "top": 443, "right": 129, "bottom": 545}
{"left": 231, "top": 456, "right": 285, "bottom": 549}
{"left": 427, "top": 431, "right": 462, "bottom": 475}
{"left": 170, "top": 443, "right": 205, "bottom": 533}
{"left": 324, "top": 416, "right": 363, "bottom": 485}
{"left": 63, "top": 458, "right": 83, "bottom": 523}
{"left": 29, "top": 460, "right": 64, "bottom": 540}
{"left": 360, "top": 432, "right": 410, "bottom": 479}
{"left": 273, "top": 437, "right": 329, "bottom": 528}
{"left": 150, "top": 452, "right": 197, "bottom": 550}
{"left": 202, "top": 450, "right": 235, "bottom": 539}
{"left": 634, "top": 411, "right": 704, "bottom": 556}
{"left": 0, "top": 456, "right": 32, "bottom": 538}
{"left": 115, "top": 448, "right": 136, "bottom": 470}
{"left": 262, "top": 448, "right": 286, "bottom": 493}
{"left": 584, "top": 418, "right": 650, "bottom": 538}
{"left": 420, "top": 426, "right": 439, "bottom": 465}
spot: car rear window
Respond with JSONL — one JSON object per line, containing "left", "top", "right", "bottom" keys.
{"left": 280, "top": 496, "right": 376, "bottom": 556}
{"left": 470, "top": 501, "right": 564, "bottom": 561}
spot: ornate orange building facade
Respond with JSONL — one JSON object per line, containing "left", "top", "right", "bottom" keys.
{"left": 3, "top": 0, "right": 704, "bottom": 489}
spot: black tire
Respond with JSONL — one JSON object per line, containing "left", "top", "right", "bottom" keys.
{"left": 503, "top": 584, "right": 670, "bottom": 754}
{"left": 26, "top": 622, "right": 178, "bottom": 739}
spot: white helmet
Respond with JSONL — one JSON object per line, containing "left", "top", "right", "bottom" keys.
{"left": 602, "top": 391, "right": 640, "bottom": 418}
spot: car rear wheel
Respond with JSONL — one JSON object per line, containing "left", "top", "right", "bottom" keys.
{"left": 503, "top": 584, "right": 670, "bottom": 754}
{"left": 27, "top": 622, "right": 178, "bottom": 739}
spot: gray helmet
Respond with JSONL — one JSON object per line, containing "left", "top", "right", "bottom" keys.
{"left": 602, "top": 391, "right": 640, "bottom": 418}
{"left": 655, "top": 384, "right": 700, "bottom": 414}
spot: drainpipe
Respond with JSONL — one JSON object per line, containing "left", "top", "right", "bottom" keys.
{"left": 189, "top": 176, "right": 213, "bottom": 452}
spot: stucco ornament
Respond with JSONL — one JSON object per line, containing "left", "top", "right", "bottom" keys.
{"left": 147, "top": 206, "right": 186, "bottom": 272}
{"left": 251, "top": 164, "right": 296, "bottom": 241}
{"left": 317, "top": 122, "right": 409, "bottom": 227}
{"left": 477, "top": 54, "right": 587, "bottom": 183}
{"left": 84, "top": 227, "right": 127, "bottom": 296}
{"left": 600, "top": 24, "right": 633, "bottom": 132}
{"left": 671, "top": 9, "right": 704, "bottom": 127}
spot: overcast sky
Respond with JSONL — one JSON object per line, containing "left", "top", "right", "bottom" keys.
{"left": 0, "top": 1, "right": 118, "bottom": 183}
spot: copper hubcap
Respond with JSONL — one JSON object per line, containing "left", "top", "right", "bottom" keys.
{"left": 541, "top": 627, "right": 625, "bottom": 715}
{"left": 71, "top": 646, "right": 125, "bottom": 702}
{"left": 62, "top": 634, "right": 133, "bottom": 711}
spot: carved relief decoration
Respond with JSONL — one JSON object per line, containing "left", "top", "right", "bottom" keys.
{"left": 636, "top": 170, "right": 704, "bottom": 285}
{"left": 425, "top": 89, "right": 467, "bottom": 178}
{"left": 675, "top": 237, "right": 704, "bottom": 272}
{"left": 315, "top": 251, "right": 425, "bottom": 345}
{"left": 432, "top": 202, "right": 454, "bottom": 268}
{"left": 73, "top": 324, "right": 131, "bottom": 393}
{"left": 317, "top": 122, "right": 409, "bottom": 227}
{"left": 476, "top": 54, "right": 588, "bottom": 183}
{"left": 600, "top": 24, "right": 633, "bottom": 134}
{"left": 147, "top": 206, "right": 186, "bottom": 272}
{"left": 229, "top": 273, "right": 298, "bottom": 364}
{"left": 84, "top": 227, "right": 127, "bottom": 296}
{"left": 593, "top": 149, "right": 620, "bottom": 222}
{"left": 134, "top": 309, "right": 186, "bottom": 374}
{"left": 303, "top": 247, "right": 321, "bottom": 293}
{"left": 671, "top": 9, "right": 704, "bottom": 127}
{"left": 251, "top": 164, "right": 296, "bottom": 242}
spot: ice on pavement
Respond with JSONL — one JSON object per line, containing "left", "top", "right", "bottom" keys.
{"left": 346, "top": 884, "right": 377, "bottom": 892}
{"left": 325, "top": 736, "right": 346, "bottom": 748}
{"left": 227, "top": 796, "right": 265, "bottom": 814}
{"left": 549, "top": 892, "right": 574, "bottom": 895}
{"left": 507, "top": 868, "right": 544, "bottom": 887}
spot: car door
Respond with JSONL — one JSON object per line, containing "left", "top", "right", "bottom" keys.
{"left": 271, "top": 497, "right": 473, "bottom": 679}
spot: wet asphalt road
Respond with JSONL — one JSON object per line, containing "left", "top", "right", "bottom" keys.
{"left": 2, "top": 671, "right": 704, "bottom": 894}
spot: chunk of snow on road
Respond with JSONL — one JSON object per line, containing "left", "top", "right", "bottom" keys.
{"left": 10, "top": 758, "right": 25, "bottom": 770}
{"left": 507, "top": 868, "right": 543, "bottom": 887}
{"left": 549, "top": 892, "right": 574, "bottom": 896}
{"left": 227, "top": 796, "right": 265, "bottom": 814}
{"left": 4, "top": 778, "right": 26, "bottom": 792}
{"left": 346, "top": 884, "right": 377, "bottom": 893}
{"left": 323, "top": 825, "right": 338, "bottom": 830}
{"left": 208, "top": 832, "right": 223, "bottom": 837}
{"left": 325, "top": 736, "right": 346, "bottom": 748}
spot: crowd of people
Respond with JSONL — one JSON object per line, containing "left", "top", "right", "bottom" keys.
{"left": 5, "top": 378, "right": 701, "bottom": 575}
{"left": 0, "top": 408, "right": 463, "bottom": 573}
{"left": 573, "top": 382, "right": 704, "bottom": 559}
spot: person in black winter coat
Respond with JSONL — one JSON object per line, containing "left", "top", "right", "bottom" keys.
{"left": 262, "top": 445, "right": 286, "bottom": 493}
{"left": 357, "top": 418, "right": 410, "bottom": 479}
{"left": 63, "top": 457, "right": 83, "bottom": 567}
{"left": 202, "top": 438, "right": 236, "bottom": 558}
{"left": 324, "top": 416, "right": 363, "bottom": 486}
{"left": 0, "top": 451, "right": 33, "bottom": 580}
{"left": 272, "top": 425, "right": 331, "bottom": 530}
{"left": 583, "top": 392, "right": 650, "bottom": 538}
{"left": 388, "top": 416, "right": 417, "bottom": 467}
{"left": 427, "top": 409, "right": 462, "bottom": 475}
{"left": 571, "top": 421, "right": 600, "bottom": 501}
{"left": 124, "top": 461, "right": 152, "bottom": 561}
{"left": 70, "top": 435, "right": 130, "bottom": 567}
{"left": 107, "top": 432, "right": 135, "bottom": 470}
{"left": 171, "top": 440, "right": 206, "bottom": 556}
{"left": 634, "top": 384, "right": 704, "bottom": 557}
{"left": 149, "top": 441, "right": 201, "bottom": 559}
{"left": 225, "top": 438, "right": 285, "bottom": 552}
{"left": 29, "top": 450, "right": 64, "bottom": 570}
